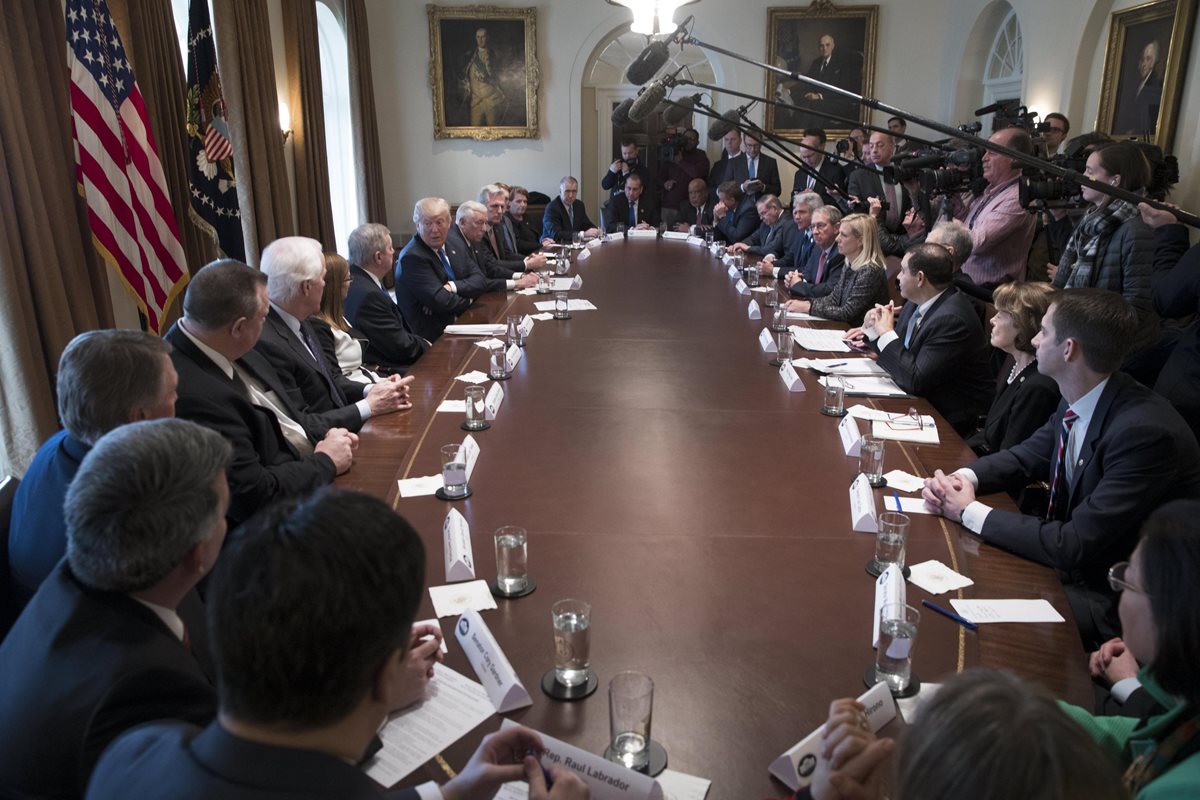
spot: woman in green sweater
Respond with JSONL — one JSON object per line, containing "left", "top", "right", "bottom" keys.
{"left": 1061, "top": 499, "right": 1200, "bottom": 799}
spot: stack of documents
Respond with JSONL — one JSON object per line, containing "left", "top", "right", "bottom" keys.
{"left": 443, "top": 323, "right": 507, "bottom": 336}
{"left": 789, "top": 326, "right": 851, "bottom": 352}
{"left": 817, "top": 374, "right": 906, "bottom": 397}
{"left": 795, "top": 357, "right": 888, "bottom": 376}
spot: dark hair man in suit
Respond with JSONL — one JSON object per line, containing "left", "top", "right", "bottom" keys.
{"left": 87, "top": 489, "right": 589, "bottom": 800}
{"left": 923, "top": 289, "right": 1200, "bottom": 648}
{"left": 0, "top": 419, "right": 229, "bottom": 799}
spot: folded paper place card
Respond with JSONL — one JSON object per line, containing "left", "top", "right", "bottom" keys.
{"left": 586, "top": 237, "right": 603, "bottom": 249}
{"left": 873, "top": 563, "right": 906, "bottom": 648}
{"left": 505, "top": 344, "right": 522, "bottom": 373}
{"left": 850, "top": 473, "right": 878, "bottom": 534}
{"left": 437, "top": 400, "right": 467, "bottom": 414}
{"left": 397, "top": 475, "right": 443, "bottom": 498}
{"left": 759, "top": 328, "right": 778, "bottom": 353}
{"left": 882, "top": 469, "right": 926, "bottom": 493}
{"left": 838, "top": 414, "right": 863, "bottom": 457}
{"left": 661, "top": 230, "right": 690, "bottom": 241}
{"left": 747, "top": 299, "right": 762, "bottom": 320}
{"left": 768, "top": 680, "right": 896, "bottom": 791}
{"left": 429, "top": 579, "right": 498, "bottom": 618}
{"left": 906, "top": 560, "right": 973, "bottom": 595}
{"left": 735, "top": 279, "right": 750, "bottom": 295}
{"left": 454, "top": 371, "right": 491, "bottom": 384}
{"left": 948, "top": 599, "right": 1065, "bottom": 624}
{"left": 444, "top": 324, "right": 507, "bottom": 336}
{"left": 628, "top": 228, "right": 658, "bottom": 239}
{"left": 455, "top": 609, "right": 532, "bottom": 713}
{"left": 727, "top": 264, "right": 739, "bottom": 278}
{"left": 460, "top": 434, "right": 480, "bottom": 482}
{"left": 577, "top": 248, "right": 591, "bottom": 262}
{"left": 687, "top": 235, "right": 706, "bottom": 246}
{"left": 443, "top": 508, "right": 475, "bottom": 582}
{"left": 779, "top": 359, "right": 804, "bottom": 391}
{"left": 518, "top": 315, "right": 534, "bottom": 337}
{"left": 484, "top": 382, "right": 505, "bottom": 421}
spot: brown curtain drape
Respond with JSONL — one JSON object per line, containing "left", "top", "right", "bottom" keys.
{"left": 283, "top": 0, "right": 336, "bottom": 249}
{"left": 213, "top": 0, "right": 293, "bottom": 266}
{"left": 345, "top": 0, "right": 388, "bottom": 225}
{"left": 0, "top": 0, "right": 114, "bottom": 474}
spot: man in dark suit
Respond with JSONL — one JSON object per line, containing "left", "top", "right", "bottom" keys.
{"left": 923, "top": 289, "right": 1200, "bottom": 648}
{"left": 395, "top": 197, "right": 479, "bottom": 342}
{"left": 792, "top": 33, "right": 861, "bottom": 123}
{"left": 791, "top": 128, "right": 848, "bottom": 206}
{"left": 713, "top": 180, "right": 760, "bottom": 244}
{"left": 0, "top": 419, "right": 227, "bottom": 799}
{"left": 782, "top": 205, "right": 845, "bottom": 299}
{"left": 847, "top": 243, "right": 994, "bottom": 435}
{"left": 541, "top": 176, "right": 600, "bottom": 244}
{"left": 729, "top": 194, "right": 795, "bottom": 259}
{"left": 741, "top": 132, "right": 781, "bottom": 201}
{"left": 708, "top": 129, "right": 748, "bottom": 203}
{"left": 344, "top": 223, "right": 429, "bottom": 372}
{"left": 167, "top": 260, "right": 355, "bottom": 525}
{"left": 674, "top": 178, "right": 715, "bottom": 231}
{"left": 603, "top": 173, "right": 660, "bottom": 233}
{"left": 86, "top": 490, "right": 589, "bottom": 800}
{"left": 601, "top": 139, "right": 651, "bottom": 200}
{"left": 847, "top": 132, "right": 914, "bottom": 236}
{"left": 1115, "top": 40, "right": 1163, "bottom": 135}
{"left": 479, "top": 184, "right": 548, "bottom": 273}
{"left": 449, "top": 201, "right": 539, "bottom": 294}
{"left": 8, "top": 330, "right": 177, "bottom": 607}
{"left": 256, "top": 236, "right": 413, "bottom": 435}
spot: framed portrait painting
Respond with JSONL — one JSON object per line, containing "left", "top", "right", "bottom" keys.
{"left": 1096, "top": 0, "right": 1196, "bottom": 149}
{"left": 427, "top": 5, "right": 540, "bottom": 140}
{"left": 764, "top": 1, "right": 878, "bottom": 137}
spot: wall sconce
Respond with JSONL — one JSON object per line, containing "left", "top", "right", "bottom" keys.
{"left": 606, "top": 0, "right": 698, "bottom": 35}
{"left": 279, "top": 101, "right": 292, "bottom": 142}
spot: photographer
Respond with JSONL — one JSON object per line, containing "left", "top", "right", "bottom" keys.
{"left": 601, "top": 139, "right": 650, "bottom": 201}
{"left": 659, "top": 128, "right": 709, "bottom": 221}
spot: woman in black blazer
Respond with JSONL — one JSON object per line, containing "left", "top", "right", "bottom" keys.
{"left": 968, "top": 281, "right": 1061, "bottom": 456}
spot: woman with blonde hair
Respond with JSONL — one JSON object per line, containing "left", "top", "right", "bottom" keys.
{"left": 785, "top": 213, "right": 889, "bottom": 323}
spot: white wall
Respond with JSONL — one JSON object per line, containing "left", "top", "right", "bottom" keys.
{"left": 365, "top": 0, "right": 1199, "bottom": 235}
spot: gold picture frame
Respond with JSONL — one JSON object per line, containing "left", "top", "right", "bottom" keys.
{"left": 427, "top": 4, "right": 539, "bottom": 140}
{"left": 1096, "top": 0, "right": 1196, "bottom": 149}
{"left": 764, "top": 0, "right": 878, "bottom": 138}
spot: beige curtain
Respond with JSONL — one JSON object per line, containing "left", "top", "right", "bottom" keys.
{"left": 213, "top": 0, "right": 293, "bottom": 266}
{"left": 0, "top": 0, "right": 115, "bottom": 474}
{"left": 345, "top": 0, "right": 387, "bottom": 225}
{"left": 283, "top": 0, "right": 336, "bottom": 248}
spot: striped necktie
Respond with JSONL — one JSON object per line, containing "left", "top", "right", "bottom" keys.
{"left": 1046, "top": 409, "right": 1079, "bottom": 519}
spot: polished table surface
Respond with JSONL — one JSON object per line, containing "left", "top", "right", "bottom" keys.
{"left": 338, "top": 239, "right": 1091, "bottom": 797}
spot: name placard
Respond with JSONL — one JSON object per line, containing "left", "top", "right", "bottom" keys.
{"left": 838, "top": 415, "right": 863, "bottom": 457}
{"left": 661, "top": 230, "right": 690, "bottom": 241}
{"left": 747, "top": 299, "right": 762, "bottom": 320}
{"left": 779, "top": 359, "right": 805, "bottom": 391}
{"left": 735, "top": 279, "right": 750, "bottom": 295}
{"left": 586, "top": 238, "right": 602, "bottom": 249}
{"left": 628, "top": 228, "right": 658, "bottom": 239}
{"left": 443, "top": 508, "right": 475, "bottom": 582}
{"left": 571, "top": 274, "right": 583, "bottom": 289}
{"left": 758, "top": 328, "right": 778, "bottom": 353}
{"left": 498, "top": 719, "right": 665, "bottom": 800}
{"left": 455, "top": 610, "right": 532, "bottom": 712}
{"left": 872, "top": 563, "right": 906, "bottom": 648}
{"left": 577, "top": 248, "right": 591, "bottom": 262}
{"left": 505, "top": 344, "right": 522, "bottom": 373}
{"left": 461, "top": 434, "right": 480, "bottom": 482}
{"left": 687, "top": 235, "right": 706, "bottom": 246}
{"left": 727, "top": 264, "right": 739, "bottom": 278}
{"left": 768, "top": 680, "right": 897, "bottom": 791}
{"left": 518, "top": 314, "right": 534, "bottom": 338}
{"left": 850, "top": 473, "right": 878, "bottom": 534}
{"left": 484, "top": 382, "right": 504, "bottom": 421}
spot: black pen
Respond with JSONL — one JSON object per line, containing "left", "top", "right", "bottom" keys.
{"left": 921, "top": 599, "right": 978, "bottom": 631}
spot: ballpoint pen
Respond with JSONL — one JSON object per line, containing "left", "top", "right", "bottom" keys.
{"left": 921, "top": 599, "right": 978, "bottom": 631}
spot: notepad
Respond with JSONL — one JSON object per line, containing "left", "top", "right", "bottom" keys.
{"left": 949, "top": 599, "right": 1065, "bottom": 623}
{"left": 790, "top": 327, "right": 851, "bottom": 352}
{"left": 818, "top": 375, "right": 906, "bottom": 397}
{"left": 443, "top": 324, "right": 506, "bottom": 336}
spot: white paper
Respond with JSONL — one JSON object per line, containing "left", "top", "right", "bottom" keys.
{"left": 872, "top": 417, "right": 939, "bottom": 444}
{"left": 515, "top": 288, "right": 538, "bottom": 296}
{"left": 437, "top": 400, "right": 467, "bottom": 413}
{"left": 735, "top": 279, "right": 750, "bottom": 295}
{"left": 628, "top": 228, "right": 658, "bottom": 239}
{"left": 785, "top": 311, "right": 823, "bottom": 321}
{"left": 778, "top": 360, "right": 805, "bottom": 391}
{"left": 550, "top": 276, "right": 580, "bottom": 291}
{"left": 656, "top": 770, "right": 711, "bottom": 800}
{"left": 455, "top": 610, "right": 532, "bottom": 713}
{"left": 444, "top": 324, "right": 507, "bottom": 336}
{"left": 883, "top": 495, "right": 934, "bottom": 515}
{"left": 850, "top": 473, "right": 878, "bottom": 534}
{"left": 687, "top": 235, "right": 705, "bottom": 246}
{"left": 498, "top": 719, "right": 664, "bottom": 800}
{"left": 532, "top": 312, "right": 554, "bottom": 321}
{"left": 906, "top": 561, "right": 974, "bottom": 595}
{"left": 758, "top": 328, "right": 778, "bottom": 353}
{"left": 838, "top": 415, "right": 863, "bottom": 456}
{"left": 795, "top": 358, "right": 889, "bottom": 376}
{"left": 661, "top": 230, "right": 691, "bottom": 241}
{"left": 790, "top": 327, "right": 852, "bottom": 352}
{"left": 485, "top": 382, "right": 504, "bottom": 421}
{"left": 767, "top": 680, "right": 896, "bottom": 791}
{"left": 819, "top": 375, "right": 907, "bottom": 397}
{"left": 873, "top": 564, "right": 906, "bottom": 648}
{"left": 454, "top": 370, "right": 492, "bottom": 384}
{"left": 443, "top": 508, "right": 475, "bottom": 582}
{"left": 847, "top": 404, "right": 893, "bottom": 421}
{"left": 366, "top": 664, "right": 495, "bottom": 786}
{"left": 750, "top": 285, "right": 773, "bottom": 294}
{"left": 747, "top": 299, "right": 762, "bottom": 320}
{"left": 413, "top": 618, "right": 449, "bottom": 654}
{"left": 474, "top": 337, "right": 506, "bottom": 350}
{"left": 533, "top": 299, "right": 597, "bottom": 312}
{"left": 882, "top": 470, "right": 926, "bottom": 493}
{"left": 461, "top": 434, "right": 480, "bottom": 482}
{"left": 949, "top": 599, "right": 1066, "bottom": 624}
{"left": 397, "top": 475, "right": 443, "bottom": 498}
{"left": 429, "top": 579, "right": 499, "bottom": 618}
{"left": 586, "top": 237, "right": 603, "bottom": 249}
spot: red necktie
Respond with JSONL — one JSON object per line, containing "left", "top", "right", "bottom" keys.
{"left": 815, "top": 250, "right": 827, "bottom": 283}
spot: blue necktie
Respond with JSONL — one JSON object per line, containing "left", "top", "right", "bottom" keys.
{"left": 749, "top": 158, "right": 757, "bottom": 179}
{"left": 903, "top": 309, "right": 921, "bottom": 348}
{"left": 438, "top": 247, "right": 456, "bottom": 280}
{"left": 629, "top": 203, "right": 636, "bottom": 226}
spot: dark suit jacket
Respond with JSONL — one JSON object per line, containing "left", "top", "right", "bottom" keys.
{"left": 342, "top": 264, "right": 428, "bottom": 372}
{"left": 676, "top": 200, "right": 715, "bottom": 229}
{"left": 87, "top": 721, "right": 418, "bottom": 800}
{"left": 8, "top": 429, "right": 88, "bottom": 606}
{"left": 600, "top": 159, "right": 651, "bottom": 198}
{"left": 394, "top": 234, "right": 474, "bottom": 342}
{"left": 714, "top": 194, "right": 759, "bottom": 244}
{"left": 846, "top": 166, "right": 914, "bottom": 234}
{"left": 792, "top": 158, "right": 848, "bottom": 206}
{"left": 788, "top": 245, "right": 845, "bottom": 300}
{"left": 254, "top": 308, "right": 365, "bottom": 434}
{"left": 709, "top": 153, "right": 749, "bottom": 202}
{"left": 967, "top": 360, "right": 1061, "bottom": 456}
{"left": 969, "top": 372, "right": 1200, "bottom": 647}
{"left": 0, "top": 562, "right": 215, "bottom": 799}
{"left": 446, "top": 225, "right": 508, "bottom": 295}
{"left": 874, "top": 287, "right": 995, "bottom": 436}
{"left": 1150, "top": 224, "right": 1200, "bottom": 442}
{"left": 507, "top": 212, "right": 542, "bottom": 255}
{"left": 541, "top": 197, "right": 595, "bottom": 243}
{"left": 744, "top": 153, "right": 782, "bottom": 199}
{"left": 603, "top": 193, "right": 660, "bottom": 232}
{"left": 167, "top": 324, "right": 336, "bottom": 524}
{"left": 744, "top": 217, "right": 797, "bottom": 257}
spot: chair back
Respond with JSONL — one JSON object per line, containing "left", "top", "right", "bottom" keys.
{"left": 0, "top": 475, "right": 22, "bottom": 642}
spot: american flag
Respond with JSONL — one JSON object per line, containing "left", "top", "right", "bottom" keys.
{"left": 67, "top": 0, "right": 188, "bottom": 334}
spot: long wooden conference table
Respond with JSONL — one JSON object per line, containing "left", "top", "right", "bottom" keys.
{"left": 338, "top": 238, "right": 1091, "bottom": 797}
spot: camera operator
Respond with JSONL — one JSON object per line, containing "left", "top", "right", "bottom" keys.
{"left": 956, "top": 127, "right": 1038, "bottom": 292}
{"left": 602, "top": 139, "right": 651, "bottom": 201}
{"left": 659, "top": 128, "right": 709, "bottom": 226}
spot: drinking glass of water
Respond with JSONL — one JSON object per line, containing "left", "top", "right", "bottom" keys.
{"left": 875, "top": 512, "right": 910, "bottom": 572}
{"left": 493, "top": 526, "right": 528, "bottom": 595}
{"left": 551, "top": 599, "right": 590, "bottom": 687}
{"left": 859, "top": 435, "right": 886, "bottom": 487}
{"left": 440, "top": 444, "right": 467, "bottom": 498}
{"left": 875, "top": 602, "right": 920, "bottom": 693}
{"left": 608, "top": 670, "right": 654, "bottom": 770}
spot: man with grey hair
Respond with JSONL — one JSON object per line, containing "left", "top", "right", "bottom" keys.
{"left": 395, "top": 197, "right": 481, "bottom": 342}
{"left": 344, "top": 223, "right": 429, "bottom": 372}
{"left": 0, "top": 419, "right": 228, "bottom": 798}
{"left": 166, "top": 260, "right": 356, "bottom": 524}
{"left": 448, "top": 202, "right": 540, "bottom": 294}
{"left": 541, "top": 176, "right": 599, "bottom": 245}
{"left": 729, "top": 194, "right": 797, "bottom": 260}
{"left": 927, "top": 219, "right": 994, "bottom": 313}
{"left": 256, "top": 236, "right": 413, "bottom": 434}
{"left": 475, "top": 186, "right": 547, "bottom": 280}
{"left": 9, "top": 329, "right": 177, "bottom": 606}
{"left": 784, "top": 204, "right": 845, "bottom": 299}
{"left": 759, "top": 191, "right": 823, "bottom": 278}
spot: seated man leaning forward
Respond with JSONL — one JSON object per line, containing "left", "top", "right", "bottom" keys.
{"left": 86, "top": 488, "right": 589, "bottom": 800}
{"left": 921, "top": 288, "right": 1200, "bottom": 648}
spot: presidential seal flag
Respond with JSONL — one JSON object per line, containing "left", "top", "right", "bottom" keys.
{"left": 66, "top": 0, "right": 188, "bottom": 334}
{"left": 185, "top": 0, "right": 244, "bottom": 261}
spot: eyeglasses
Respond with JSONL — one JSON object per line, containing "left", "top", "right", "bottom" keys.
{"left": 884, "top": 407, "right": 926, "bottom": 431}
{"left": 1107, "top": 561, "right": 1146, "bottom": 594}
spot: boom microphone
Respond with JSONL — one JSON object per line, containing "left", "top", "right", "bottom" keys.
{"left": 611, "top": 98, "right": 634, "bottom": 126}
{"left": 625, "top": 39, "right": 671, "bottom": 86}
{"left": 663, "top": 94, "right": 698, "bottom": 126}
{"left": 973, "top": 100, "right": 1012, "bottom": 117}
{"left": 706, "top": 109, "right": 743, "bottom": 141}
{"left": 628, "top": 81, "right": 668, "bottom": 123}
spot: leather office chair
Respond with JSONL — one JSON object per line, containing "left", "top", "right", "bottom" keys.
{"left": 0, "top": 475, "right": 21, "bottom": 642}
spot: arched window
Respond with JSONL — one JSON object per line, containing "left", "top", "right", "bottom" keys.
{"left": 981, "top": 7, "right": 1023, "bottom": 130}
{"left": 316, "top": 2, "right": 358, "bottom": 254}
